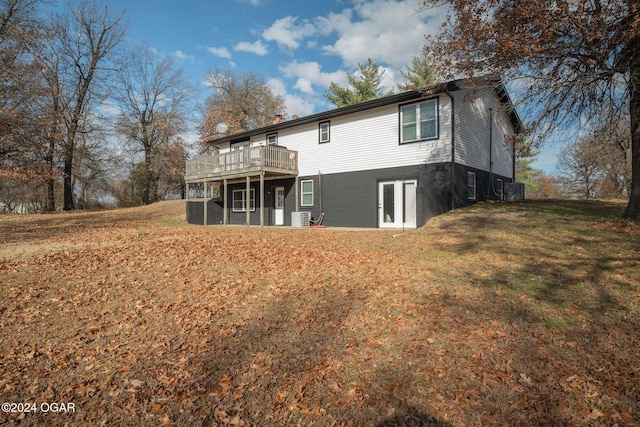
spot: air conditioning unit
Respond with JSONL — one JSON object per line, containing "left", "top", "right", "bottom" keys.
{"left": 291, "top": 211, "right": 310, "bottom": 227}
{"left": 505, "top": 182, "right": 525, "bottom": 202}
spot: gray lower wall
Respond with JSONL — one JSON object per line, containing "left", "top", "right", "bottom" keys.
{"left": 186, "top": 163, "right": 512, "bottom": 227}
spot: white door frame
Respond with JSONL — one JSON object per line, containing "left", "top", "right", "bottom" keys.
{"left": 378, "top": 179, "right": 417, "bottom": 229}
{"left": 274, "top": 186, "right": 285, "bottom": 226}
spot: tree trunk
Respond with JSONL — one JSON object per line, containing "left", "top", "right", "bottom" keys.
{"left": 63, "top": 131, "right": 75, "bottom": 211}
{"left": 142, "top": 145, "right": 152, "bottom": 205}
{"left": 63, "top": 153, "right": 74, "bottom": 211}
{"left": 624, "top": 66, "right": 640, "bottom": 221}
{"left": 45, "top": 137, "right": 56, "bottom": 212}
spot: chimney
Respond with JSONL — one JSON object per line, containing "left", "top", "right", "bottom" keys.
{"left": 292, "top": 114, "right": 299, "bottom": 120}
{"left": 406, "top": 85, "right": 416, "bottom": 92}
{"left": 274, "top": 114, "right": 285, "bottom": 124}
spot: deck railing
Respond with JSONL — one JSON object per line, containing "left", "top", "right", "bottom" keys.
{"left": 186, "top": 145, "right": 298, "bottom": 181}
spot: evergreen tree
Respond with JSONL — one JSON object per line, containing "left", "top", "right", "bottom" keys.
{"left": 326, "top": 58, "right": 386, "bottom": 107}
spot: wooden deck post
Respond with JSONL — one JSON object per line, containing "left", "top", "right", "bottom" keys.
{"left": 246, "top": 176, "right": 251, "bottom": 226}
{"left": 223, "top": 179, "right": 228, "bottom": 225}
{"left": 260, "top": 172, "right": 264, "bottom": 227}
{"left": 203, "top": 181, "right": 207, "bottom": 226}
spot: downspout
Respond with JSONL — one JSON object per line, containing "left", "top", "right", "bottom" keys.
{"left": 445, "top": 89, "right": 456, "bottom": 211}
{"left": 488, "top": 107, "right": 493, "bottom": 200}
{"left": 318, "top": 170, "right": 323, "bottom": 213}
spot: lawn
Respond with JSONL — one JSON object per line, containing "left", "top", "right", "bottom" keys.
{"left": 0, "top": 200, "right": 638, "bottom": 426}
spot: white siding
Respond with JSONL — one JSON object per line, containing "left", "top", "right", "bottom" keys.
{"left": 259, "top": 94, "right": 452, "bottom": 177}
{"left": 453, "top": 88, "right": 515, "bottom": 178}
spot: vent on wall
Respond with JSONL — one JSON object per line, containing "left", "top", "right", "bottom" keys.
{"left": 505, "top": 182, "right": 525, "bottom": 202}
{"left": 291, "top": 211, "right": 311, "bottom": 227}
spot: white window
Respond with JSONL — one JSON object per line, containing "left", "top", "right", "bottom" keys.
{"left": 319, "top": 121, "right": 330, "bottom": 143}
{"left": 301, "top": 180, "right": 314, "bottom": 206}
{"left": 232, "top": 189, "right": 255, "bottom": 212}
{"left": 267, "top": 133, "right": 278, "bottom": 145}
{"left": 400, "top": 99, "right": 438, "bottom": 143}
{"left": 468, "top": 172, "right": 476, "bottom": 200}
{"left": 496, "top": 178, "right": 503, "bottom": 200}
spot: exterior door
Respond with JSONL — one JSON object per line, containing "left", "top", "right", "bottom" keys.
{"left": 274, "top": 186, "right": 285, "bottom": 225}
{"left": 378, "top": 180, "right": 417, "bottom": 228}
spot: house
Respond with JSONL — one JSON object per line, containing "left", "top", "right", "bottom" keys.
{"left": 185, "top": 77, "right": 523, "bottom": 228}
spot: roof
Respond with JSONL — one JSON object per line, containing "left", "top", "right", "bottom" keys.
{"left": 206, "top": 77, "right": 524, "bottom": 145}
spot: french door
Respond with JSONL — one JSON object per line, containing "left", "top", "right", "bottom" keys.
{"left": 378, "top": 180, "right": 417, "bottom": 228}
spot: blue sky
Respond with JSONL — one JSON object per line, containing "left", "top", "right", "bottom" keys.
{"left": 60, "top": 0, "right": 560, "bottom": 173}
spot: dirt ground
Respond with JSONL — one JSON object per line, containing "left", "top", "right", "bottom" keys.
{"left": 0, "top": 200, "right": 638, "bottom": 426}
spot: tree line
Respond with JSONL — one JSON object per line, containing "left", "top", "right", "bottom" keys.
{"left": 1, "top": 0, "right": 193, "bottom": 212}
{"left": 2, "top": 0, "right": 638, "bottom": 220}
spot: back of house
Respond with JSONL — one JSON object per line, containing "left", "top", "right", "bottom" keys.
{"left": 185, "top": 77, "right": 523, "bottom": 228}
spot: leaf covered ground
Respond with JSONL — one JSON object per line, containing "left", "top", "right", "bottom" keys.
{"left": 0, "top": 200, "right": 638, "bottom": 426}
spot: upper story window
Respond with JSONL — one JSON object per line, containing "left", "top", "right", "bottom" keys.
{"left": 266, "top": 133, "right": 278, "bottom": 146}
{"left": 319, "top": 121, "right": 330, "bottom": 143}
{"left": 232, "top": 141, "right": 250, "bottom": 151}
{"left": 400, "top": 99, "right": 438, "bottom": 144}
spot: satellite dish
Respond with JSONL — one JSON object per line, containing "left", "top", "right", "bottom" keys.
{"left": 216, "top": 122, "right": 228, "bottom": 134}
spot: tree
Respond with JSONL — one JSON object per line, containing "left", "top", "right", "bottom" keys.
{"left": 326, "top": 58, "right": 386, "bottom": 107}
{"left": 198, "top": 68, "right": 286, "bottom": 147}
{"left": 558, "top": 136, "right": 603, "bottom": 199}
{"left": 49, "top": 0, "right": 126, "bottom": 210}
{"left": 420, "top": 0, "right": 640, "bottom": 220}
{"left": 514, "top": 138, "right": 544, "bottom": 196}
{"left": 397, "top": 53, "right": 438, "bottom": 91}
{"left": 0, "top": 0, "right": 48, "bottom": 186}
{"left": 114, "top": 46, "right": 192, "bottom": 205}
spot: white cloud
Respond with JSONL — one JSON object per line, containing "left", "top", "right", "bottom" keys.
{"left": 236, "top": 0, "right": 262, "bottom": 6}
{"left": 268, "top": 78, "right": 322, "bottom": 118}
{"left": 294, "top": 78, "right": 314, "bottom": 94}
{"left": 234, "top": 40, "right": 268, "bottom": 56}
{"left": 263, "top": 16, "right": 317, "bottom": 50}
{"left": 267, "top": 78, "right": 287, "bottom": 98}
{"left": 206, "top": 46, "right": 232, "bottom": 59}
{"left": 174, "top": 50, "right": 195, "bottom": 61}
{"left": 279, "top": 60, "right": 348, "bottom": 90}
{"left": 320, "top": 0, "right": 447, "bottom": 69}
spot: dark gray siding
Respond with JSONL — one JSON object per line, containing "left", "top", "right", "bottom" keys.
{"left": 298, "top": 163, "right": 453, "bottom": 228}
{"left": 186, "top": 162, "right": 512, "bottom": 227}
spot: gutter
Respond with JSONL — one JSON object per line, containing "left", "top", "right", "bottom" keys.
{"left": 444, "top": 88, "right": 456, "bottom": 211}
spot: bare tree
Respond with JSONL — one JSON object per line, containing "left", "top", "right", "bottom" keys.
{"left": 198, "top": 68, "right": 286, "bottom": 148}
{"left": 49, "top": 0, "right": 126, "bottom": 210}
{"left": 558, "top": 137, "right": 603, "bottom": 199}
{"left": 420, "top": 0, "right": 640, "bottom": 220}
{"left": 114, "top": 45, "right": 192, "bottom": 205}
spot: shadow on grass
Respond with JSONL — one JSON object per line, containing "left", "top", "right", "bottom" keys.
{"left": 407, "top": 199, "right": 640, "bottom": 424}
{"left": 376, "top": 406, "right": 453, "bottom": 427}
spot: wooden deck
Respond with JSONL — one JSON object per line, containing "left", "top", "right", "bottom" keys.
{"left": 185, "top": 145, "right": 298, "bottom": 182}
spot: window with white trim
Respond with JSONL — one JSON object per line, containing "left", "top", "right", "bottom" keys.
{"left": 400, "top": 99, "right": 438, "bottom": 143}
{"left": 232, "top": 189, "right": 255, "bottom": 212}
{"left": 319, "top": 121, "right": 330, "bottom": 143}
{"left": 267, "top": 133, "right": 278, "bottom": 145}
{"left": 468, "top": 172, "right": 476, "bottom": 200}
{"left": 496, "top": 178, "right": 503, "bottom": 200}
{"left": 301, "top": 180, "right": 314, "bottom": 206}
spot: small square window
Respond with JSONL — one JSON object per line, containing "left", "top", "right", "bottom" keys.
{"left": 267, "top": 133, "right": 278, "bottom": 146}
{"left": 301, "top": 180, "right": 314, "bottom": 206}
{"left": 319, "top": 121, "right": 330, "bottom": 143}
{"left": 232, "top": 189, "right": 255, "bottom": 212}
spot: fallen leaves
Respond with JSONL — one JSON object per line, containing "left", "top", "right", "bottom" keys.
{"left": 0, "top": 200, "right": 638, "bottom": 426}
